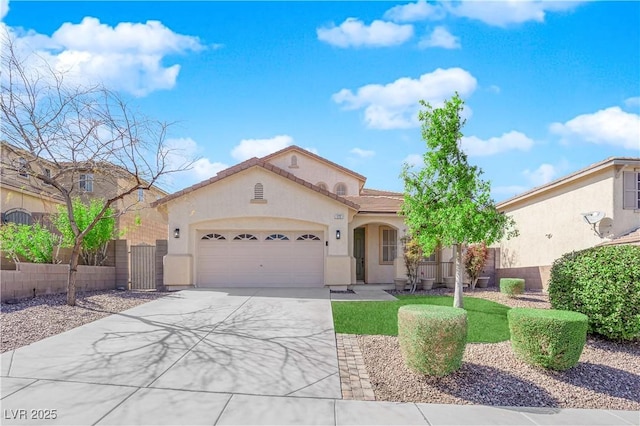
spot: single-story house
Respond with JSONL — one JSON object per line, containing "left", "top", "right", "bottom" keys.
{"left": 496, "top": 156, "right": 640, "bottom": 290}
{"left": 153, "top": 145, "right": 458, "bottom": 289}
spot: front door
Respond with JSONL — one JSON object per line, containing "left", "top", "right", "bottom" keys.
{"left": 354, "top": 227, "right": 365, "bottom": 282}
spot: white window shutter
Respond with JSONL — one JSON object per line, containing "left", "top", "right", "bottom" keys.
{"left": 622, "top": 171, "right": 638, "bottom": 209}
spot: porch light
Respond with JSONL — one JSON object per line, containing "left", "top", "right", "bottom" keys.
{"left": 336, "top": 230, "right": 341, "bottom": 240}
{"left": 174, "top": 228, "right": 180, "bottom": 238}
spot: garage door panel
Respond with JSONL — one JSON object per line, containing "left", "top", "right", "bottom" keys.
{"left": 197, "top": 231, "right": 324, "bottom": 287}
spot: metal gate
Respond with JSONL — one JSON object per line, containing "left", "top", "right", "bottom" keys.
{"left": 130, "top": 245, "right": 156, "bottom": 290}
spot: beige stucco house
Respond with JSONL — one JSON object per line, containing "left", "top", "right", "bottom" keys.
{"left": 153, "top": 145, "right": 430, "bottom": 289}
{"left": 496, "top": 157, "right": 640, "bottom": 290}
{"left": 0, "top": 142, "right": 168, "bottom": 246}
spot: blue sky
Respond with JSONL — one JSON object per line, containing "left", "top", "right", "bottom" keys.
{"left": 2, "top": 0, "right": 639, "bottom": 201}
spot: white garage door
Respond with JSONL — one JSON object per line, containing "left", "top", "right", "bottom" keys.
{"left": 197, "top": 231, "right": 324, "bottom": 287}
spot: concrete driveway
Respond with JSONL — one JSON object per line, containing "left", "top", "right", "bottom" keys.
{"left": 1, "top": 288, "right": 341, "bottom": 425}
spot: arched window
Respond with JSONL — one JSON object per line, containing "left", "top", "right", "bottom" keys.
{"left": 234, "top": 234, "right": 258, "bottom": 241}
{"left": 334, "top": 183, "right": 347, "bottom": 196}
{"left": 297, "top": 234, "right": 320, "bottom": 241}
{"left": 2, "top": 209, "right": 32, "bottom": 225}
{"left": 317, "top": 182, "right": 328, "bottom": 191}
{"left": 254, "top": 183, "right": 264, "bottom": 200}
{"left": 266, "top": 234, "right": 289, "bottom": 241}
{"left": 290, "top": 155, "right": 298, "bottom": 167}
{"left": 201, "top": 233, "right": 226, "bottom": 240}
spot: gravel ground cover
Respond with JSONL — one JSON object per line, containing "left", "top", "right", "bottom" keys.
{"left": 360, "top": 288, "right": 640, "bottom": 410}
{"left": 1, "top": 290, "right": 167, "bottom": 353}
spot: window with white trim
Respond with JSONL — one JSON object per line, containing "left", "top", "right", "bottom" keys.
{"left": 234, "top": 233, "right": 258, "bottom": 241}
{"left": 334, "top": 183, "right": 347, "bottom": 196}
{"left": 266, "top": 233, "right": 289, "bottom": 241}
{"left": 138, "top": 188, "right": 144, "bottom": 202}
{"left": 380, "top": 227, "right": 397, "bottom": 264}
{"left": 79, "top": 173, "right": 94, "bottom": 192}
{"left": 202, "top": 233, "right": 226, "bottom": 240}
{"left": 623, "top": 171, "right": 640, "bottom": 210}
{"left": 43, "top": 168, "right": 52, "bottom": 186}
{"left": 297, "top": 234, "right": 321, "bottom": 241}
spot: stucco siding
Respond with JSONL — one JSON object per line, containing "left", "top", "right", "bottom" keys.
{"left": 164, "top": 166, "right": 353, "bottom": 286}
{"left": 498, "top": 169, "right": 616, "bottom": 268}
{"left": 266, "top": 152, "right": 361, "bottom": 196}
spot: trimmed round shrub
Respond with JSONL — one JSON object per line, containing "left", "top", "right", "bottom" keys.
{"left": 398, "top": 305, "right": 467, "bottom": 376}
{"left": 508, "top": 308, "right": 588, "bottom": 370}
{"left": 549, "top": 245, "right": 640, "bottom": 341}
{"left": 500, "top": 278, "right": 525, "bottom": 297}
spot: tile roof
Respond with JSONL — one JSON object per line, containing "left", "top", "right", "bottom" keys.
{"left": 260, "top": 145, "right": 367, "bottom": 182}
{"left": 598, "top": 227, "right": 640, "bottom": 246}
{"left": 151, "top": 157, "right": 360, "bottom": 210}
{"left": 345, "top": 190, "right": 404, "bottom": 214}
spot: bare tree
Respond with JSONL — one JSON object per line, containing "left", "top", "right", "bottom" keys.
{"left": 1, "top": 31, "right": 192, "bottom": 305}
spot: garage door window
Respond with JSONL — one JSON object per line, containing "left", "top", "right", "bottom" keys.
{"left": 202, "top": 233, "right": 226, "bottom": 240}
{"left": 266, "top": 233, "right": 289, "bottom": 240}
{"left": 297, "top": 234, "right": 321, "bottom": 241}
{"left": 234, "top": 233, "right": 258, "bottom": 240}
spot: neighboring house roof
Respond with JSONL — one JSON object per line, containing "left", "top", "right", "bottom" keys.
{"left": 260, "top": 145, "right": 367, "bottom": 184}
{"left": 151, "top": 157, "right": 361, "bottom": 210}
{"left": 497, "top": 157, "right": 640, "bottom": 210}
{"left": 598, "top": 226, "right": 640, "bottom": 246}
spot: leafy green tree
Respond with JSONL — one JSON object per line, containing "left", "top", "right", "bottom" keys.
{"left": 401, "top": 94, "right": 516, "bottom": 308}
{"left": 53, "top": 198, "right": 116, "bottom": 266}
{"left": 0, "top": 222, "right": 62, "bottom": 264}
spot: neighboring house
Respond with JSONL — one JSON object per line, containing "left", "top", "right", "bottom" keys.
{"left": 0, "top": 142, "right": 168, "bottom": 246}
{"left": 496, "top": 157, "right": 640, "bottom": 290}
{"left": 153, "top": 145, "right": 455, "bottom": 289}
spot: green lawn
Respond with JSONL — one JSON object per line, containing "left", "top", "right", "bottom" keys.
{"left": 331, "top": 295, "right": 511, "bottom": 343}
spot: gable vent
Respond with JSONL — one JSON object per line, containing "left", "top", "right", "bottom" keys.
{"left": 254, "top": 183, "right": 264, "bottom": 200}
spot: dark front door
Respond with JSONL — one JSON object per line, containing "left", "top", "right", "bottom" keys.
{"left": 354, "top": 227, "right": 365, "bottom": 282}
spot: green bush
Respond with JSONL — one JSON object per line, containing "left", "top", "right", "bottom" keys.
{"left": 0, "top": 222, "right": 61, "bottom": 264}
{"left": 508, "top": 308, "right": 588, "bottom": 370}
{"left": 398, "top": 305, "right": 467, "bottom": 376}
{"left": 549, "top": 245, "right": 640, "bottom": 341}
{"left": 500, "top": 278, "right": 525, "bottom": 297}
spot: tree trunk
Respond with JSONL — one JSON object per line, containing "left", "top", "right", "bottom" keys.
{"left": 66, "top": 243, "right": 82, "bottom": 306}
{"left": 453, "top": 243, "right": 464, "bottom": 308}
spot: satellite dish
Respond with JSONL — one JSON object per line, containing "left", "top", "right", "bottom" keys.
{"left": 581, "top": 211, "right": 605, "bottom": 225}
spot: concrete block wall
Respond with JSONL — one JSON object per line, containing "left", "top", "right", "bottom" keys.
{"left": 1, "top": 263, "right": 115, "bottom": 302}
{"left": 496, "top": 265, "right": 552, "bottom": 292}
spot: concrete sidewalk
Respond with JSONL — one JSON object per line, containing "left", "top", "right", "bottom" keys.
{"left": 1, "top": 288, "right": 638, "bottom": 425}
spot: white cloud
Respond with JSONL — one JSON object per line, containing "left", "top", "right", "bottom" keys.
{"left": 624, "top": 96, "right": 640, "bottom": 108}
{"left": 523, "top": 163, "right": 558, "bottom": 187}
{"left": 549, "top": 107, "right": 640, "bottom": 150}
{"left": 350, "top": 148, "right": 375, "bottom": 158}
{"left": 384, "top": 0, "right": 446, "bottom": 22}
{"left": 449, "top": 1, "right": 583, "bottom": 27}
{"left": 231, "top": 135, "right": 293, "bottom": 161}
{"left": 403, "top": 154, "right": 423, "bottom": 167}
{"left": 164, "top": 138, "right": 228, "bottom": 187}
{"left": 461, "top": 131, "right": 534, "bottom": 156}
{"left": 418, "top": 26, "right": 460, "bottom": 49}
{"left": 1, "top": 0, "right": 9, "bottom": 21}
{"left": 332, "top": 67, "right": 477, "bottom": 129}
{"left": 4, "top": 17, "right": 203, "bottom": 96}
{"left": 488, "top": 85, "right": 501, "bottom": 94}
{"left": 317, "top": 18, "right": 413, "bottom": 48}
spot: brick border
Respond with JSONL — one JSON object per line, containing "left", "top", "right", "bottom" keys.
{"left": 336, "top": 333, "right": 375, "bottom": 401}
